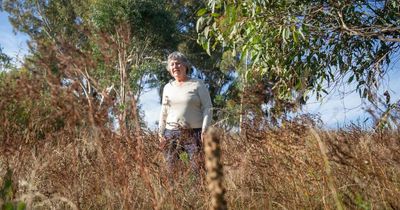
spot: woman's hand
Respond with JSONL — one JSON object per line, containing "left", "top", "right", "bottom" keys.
{"left": 159, "top": 134, "right": 165, "bottom": 142}
{"left": 159, "top": 135, "right": 167, "bottom": 150}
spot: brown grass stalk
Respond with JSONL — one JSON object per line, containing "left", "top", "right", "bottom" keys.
{"left": 205, "top": 127, "right": 227, "bottom": 210}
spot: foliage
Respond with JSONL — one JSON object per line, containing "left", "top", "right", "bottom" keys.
{"left": 0, "top": 169, "right": 26, "bottom": 210}
{"left": 197, "top": 0, "right": 400, "bottom": 117}
{"left": 0, "top": 47, "right": 12, "bottom": 71}
{"left": 88, "top": 0, "right": 178, "bottom": 97}
{"left": 91, "top": 0, "right": 177, "bottom": 51}
{"left": 4, "top": 0, "right": 87, "bottom": 44}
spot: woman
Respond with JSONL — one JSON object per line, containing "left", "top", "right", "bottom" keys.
{"left": 158, "top": 51, "right": 212, "bottom": 177}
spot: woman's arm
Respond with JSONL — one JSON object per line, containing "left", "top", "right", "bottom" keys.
{"left": 198, "top": 81, "right": 213, "bottom": 133}
{"left": 158, "top": 85, "right": 169, "bottom": 139}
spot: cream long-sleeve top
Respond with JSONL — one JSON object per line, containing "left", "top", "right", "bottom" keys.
{"left": 158, "top": 78, "right": 212, "bottom": 136}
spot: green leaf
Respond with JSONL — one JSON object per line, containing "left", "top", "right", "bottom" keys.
{"left": 227, "top": 4, "right": 237, "bottom": 23}
{"left": 17, "top": 201, "right": 27, "bottom": 210}
{"left": 298, "top": 27, "right": 305, "bottom": 39}
{"left": 211, "top": 13, "right": 220, "bottom": 17}
{"left": 196, "top": 16, "right": 205, "bottom": 32}
{"left": 244, "top": 70, "right": 251, "bottom": 82}
{"left": 197, "top": 8, "right": 208, "bottom": 16}
{"left": 204, "top": 26, "right": 210, "bottom": 39}
{"left": 348, "top": 75, "right": 354, "bottom": 83}
{"left": 293, "top": 31, "right": 298, "bottom": 43}
{"left": 295, "top": 79, "right": 302, "bottom": 89}
{"left": 362, "top": 88, "right": 368, "bottom": 98}
{"left": 179, "top": 152, "right": 189, "bottom": 165}
{"left": 281, "top": 28, "right": 287, "bottom": 44}
{"left": 284, "top": 27, "right": 290, "bottom": 40}
{"left": 357, "top": 81, "right": 366, "bottom": 89}
{"left": 2, "top": 203, "right": 13, "bottom": 210}
{"left": 205, "top": 39, "right": 211, "bottom": 55}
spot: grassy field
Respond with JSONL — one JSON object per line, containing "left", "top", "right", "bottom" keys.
{"left": 1, "top": 72, "right": 399, "bottom": 209}
{"left": 1, "top": 115, "right": 399, "bottom": 209}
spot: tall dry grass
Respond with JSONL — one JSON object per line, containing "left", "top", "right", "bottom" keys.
{"left": 1, "top": 72, "right": 399, "bottom": 209}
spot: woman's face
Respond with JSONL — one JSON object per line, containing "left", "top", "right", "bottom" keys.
{"left": 168, "top": 59, "right": 187, "bottom": 79}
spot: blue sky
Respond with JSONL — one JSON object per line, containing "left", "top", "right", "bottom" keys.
{"left": 0, "top": 12, "right": 29, "bottom": 64}
{"left": 1, "top": 11, "right": 399, "bottom": 129}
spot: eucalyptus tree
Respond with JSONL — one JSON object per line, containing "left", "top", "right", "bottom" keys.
{"left": 3, "top": 0, "right": 178, "bottom": 131}
{"left": 89, "top": 0, "right": 178, "bottom": 130}
{"left": 197, "top": 0, "right": 400, "bottom": 126}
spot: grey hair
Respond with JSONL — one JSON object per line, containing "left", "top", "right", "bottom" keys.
{"left": 167, "top": 51, "right": 192, "bottom": 73}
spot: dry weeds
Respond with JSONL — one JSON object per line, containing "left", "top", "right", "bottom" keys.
{"left": 1, "top": 73, "right": 399, "bottom": 209}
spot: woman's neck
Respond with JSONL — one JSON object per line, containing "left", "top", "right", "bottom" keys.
{"left": 175, "top": 76, "right": 189, "bottom": 84}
